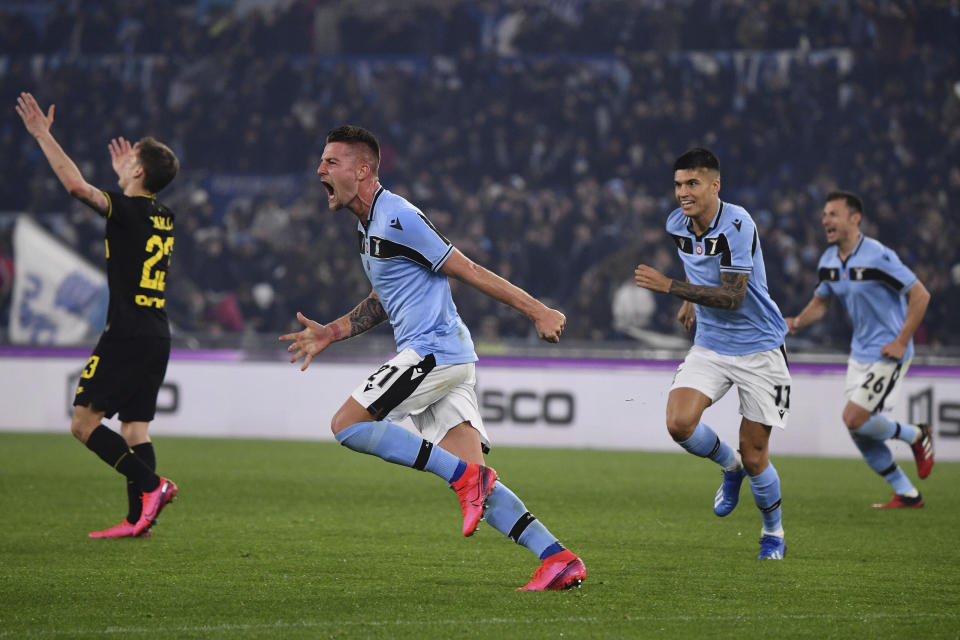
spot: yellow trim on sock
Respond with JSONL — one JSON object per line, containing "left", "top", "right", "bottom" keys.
{"left": 113, "top": 450, "right": 132, "bottom": 470}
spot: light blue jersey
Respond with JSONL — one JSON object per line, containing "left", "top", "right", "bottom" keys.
{"left": 358, "top": 186, "right": 476, "bottom": 365}
{"left": 666, "top": 201, "right": 787, "bottom": 355}
{"left": 814, "top": 235, "right": 917, "bottom": 363}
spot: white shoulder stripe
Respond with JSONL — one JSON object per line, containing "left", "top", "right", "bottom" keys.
{"left": 432, "top": 244, "right": 455, "bottom": 272}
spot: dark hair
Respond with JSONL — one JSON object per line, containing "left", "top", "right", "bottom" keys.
{"left": 673, "top": 147, "right": 720, "bottom": 173}
{"left": 326, "top": 125, "right": 380, "bottom": 173}
{"left": 825, "top": 190, "right": 863, "bottom": 215}
{"left": 137, "top": 137, "right": 179, "bottom": 193}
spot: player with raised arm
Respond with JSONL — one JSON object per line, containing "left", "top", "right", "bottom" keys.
{"left": 785, "top": 191, "right": 933, "bottom": 508}
{"left": 16, "top": 92, "right": 180, "bottom": 538}
{"left": 280, "top": 125, "right": 585, "bottom": 590}
{"left": 634, "top": 148, "right": 791, "bottom": 560}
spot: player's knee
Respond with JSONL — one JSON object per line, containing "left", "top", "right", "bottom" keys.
{"left": 70, "top": 405, "right": 101, "bottom": 442}
{"left": 740, "top": 446, "right": 768, "bottom": 476}
{"left": 330, "top": 397, "right": 378, "bottom": 435}
{"left": 69, "top": 418, "right": 94, "bottom": 443}
{"left": 742, "top": 457, "right": 767, "bottom": 477}
{"left": 330, "top": 410, "right": 360, "bottom": 435}
{"left": 842, "top": 407, "right": 867, "bottom": 431}
{"left": 329, "top": 415, "right": 347, "bottom": 435}
{"left": 665, "top": 412, "right": 696, "bottom": 442}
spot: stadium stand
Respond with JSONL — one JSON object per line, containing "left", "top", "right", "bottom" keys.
{"left": 1, "top": 0, "right": 957, "bottom": 351}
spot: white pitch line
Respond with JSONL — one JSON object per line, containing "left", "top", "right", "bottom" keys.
{"left": 1, "top": 612, "right": 956, "bottom": 638}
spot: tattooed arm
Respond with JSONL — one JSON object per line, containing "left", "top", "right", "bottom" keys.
{"left": 668, "top": 272, "right": 749, "bottom": 310}
{"left": 635, "top": 265, "right": 749, "bottom": 310}
{"left": 346, "top": 291, "right": 389, "bottom": 337}
{"left": 279, "top": 290, "right": 388, "bottom": 371}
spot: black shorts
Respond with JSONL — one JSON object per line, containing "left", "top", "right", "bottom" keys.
{"left": 73, "top": 336, "right": 171, "bottom": 422}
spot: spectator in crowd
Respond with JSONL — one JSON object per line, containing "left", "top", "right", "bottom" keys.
{"left": 1, "top": 0, "right": 957, "bottom": 351}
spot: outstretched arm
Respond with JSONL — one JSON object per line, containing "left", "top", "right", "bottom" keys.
{"left": 15, "top": 92, "right": 109, "bottom": 214}
{"left": 881, "top": 281, "right": 930, "bottom": 360}
{"left": 279, "top": 290, "right": 388, "bottom": 370}
{"left": 784, "top": 295, "right": 830, "bottom": 334}
{"left": 440, "top": 249, "right": 565, "bottom": 342}
{"left": 635, "top": 264, "right": 748, "bottom": 310}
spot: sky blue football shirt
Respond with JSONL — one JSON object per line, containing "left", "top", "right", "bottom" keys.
{"left": 814, "top": 234, "right": 918, "bottom": 363}
{"left": 665, "top": 201, "right": 788, "bottom": 355}
{"left": 357, "top": 186, "right": 477, "bottom": 365}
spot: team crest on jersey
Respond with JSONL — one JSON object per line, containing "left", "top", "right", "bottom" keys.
{"left": 696, "top": 245, "right": 703, "bottom": 254}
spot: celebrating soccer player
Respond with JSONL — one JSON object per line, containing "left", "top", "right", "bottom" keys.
{"left": 634, "top": 148, "right": 790, "bottom": 560}
{"left": 279, "top": 125, "right": 585, "bottom": 590}
{"left": 16, "top": 91, "right": 180, "bottom": 538}
{"left": 785, "top": 191, "right": 933, "bottom": 508}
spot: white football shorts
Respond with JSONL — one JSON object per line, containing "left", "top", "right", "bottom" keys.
{"left": 671, "top": 344, "right": 792, "bottom": 429}
{"left": 844, "top": 357, "right": 911, "bottom": 414}
{"left": 350, "top": 348, "right": 490, "bottom": 450}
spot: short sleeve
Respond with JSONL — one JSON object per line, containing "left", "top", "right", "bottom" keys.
{"left": 879, "top": 246, "right": 918, "bottom": 293}
{"left": 718, "top": 215, "right": 755, "bottom": 273}
{"left": 100, "top": 191, "right": 118, "bottom": 219}
{"left": 387, "top": 208, "right": 454, "bottom": 272}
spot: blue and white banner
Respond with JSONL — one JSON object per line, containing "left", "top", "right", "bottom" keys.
{"left": 9, "top": 215, "right": 107, "bottom": 345}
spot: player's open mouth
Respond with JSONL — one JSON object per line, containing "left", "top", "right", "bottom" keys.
{"left": 322, "top": 181, "right": 334, "bottom": 198}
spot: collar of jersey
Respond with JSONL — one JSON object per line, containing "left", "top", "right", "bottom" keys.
{"left": 686, "top": 200, "right": 724, "bottom": 241}
{"left": 365, "top": 185, "right": 385, "bottom": 228}
{"left": 838, "top": 232, "right": 865, "bottom": 266}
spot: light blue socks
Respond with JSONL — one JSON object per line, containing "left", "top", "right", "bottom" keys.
{"left": 335, "top": 421, "right": 466, "bottom": 482}
{"left": 338, "top": 422, "right": 567, "bottom": 558}
{"left": 749, "top": 464, "right": 783, "bottom": 536}
{"left": 853, "top": 414, "right": 918, "bottom": 444}
{"left": 484, "top": 481, "right": 563, "bottom": 559}
{"left": 679, "top": 422, "right": 738, "bottom": 469}
{"left": 850, "top": 433, "right": 916, "bottom": 495}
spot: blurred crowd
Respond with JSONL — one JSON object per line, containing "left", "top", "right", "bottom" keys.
{"left": 1, "top": 0, "right": 958, "bottom": 351}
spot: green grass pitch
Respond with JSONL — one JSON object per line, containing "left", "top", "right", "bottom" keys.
{"left": 1, "top": 432, "right": 958, "bottom": 639}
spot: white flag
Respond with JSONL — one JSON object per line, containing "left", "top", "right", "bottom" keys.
{"left": 9, "top": 215, "right": 108, "bottom": 345}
